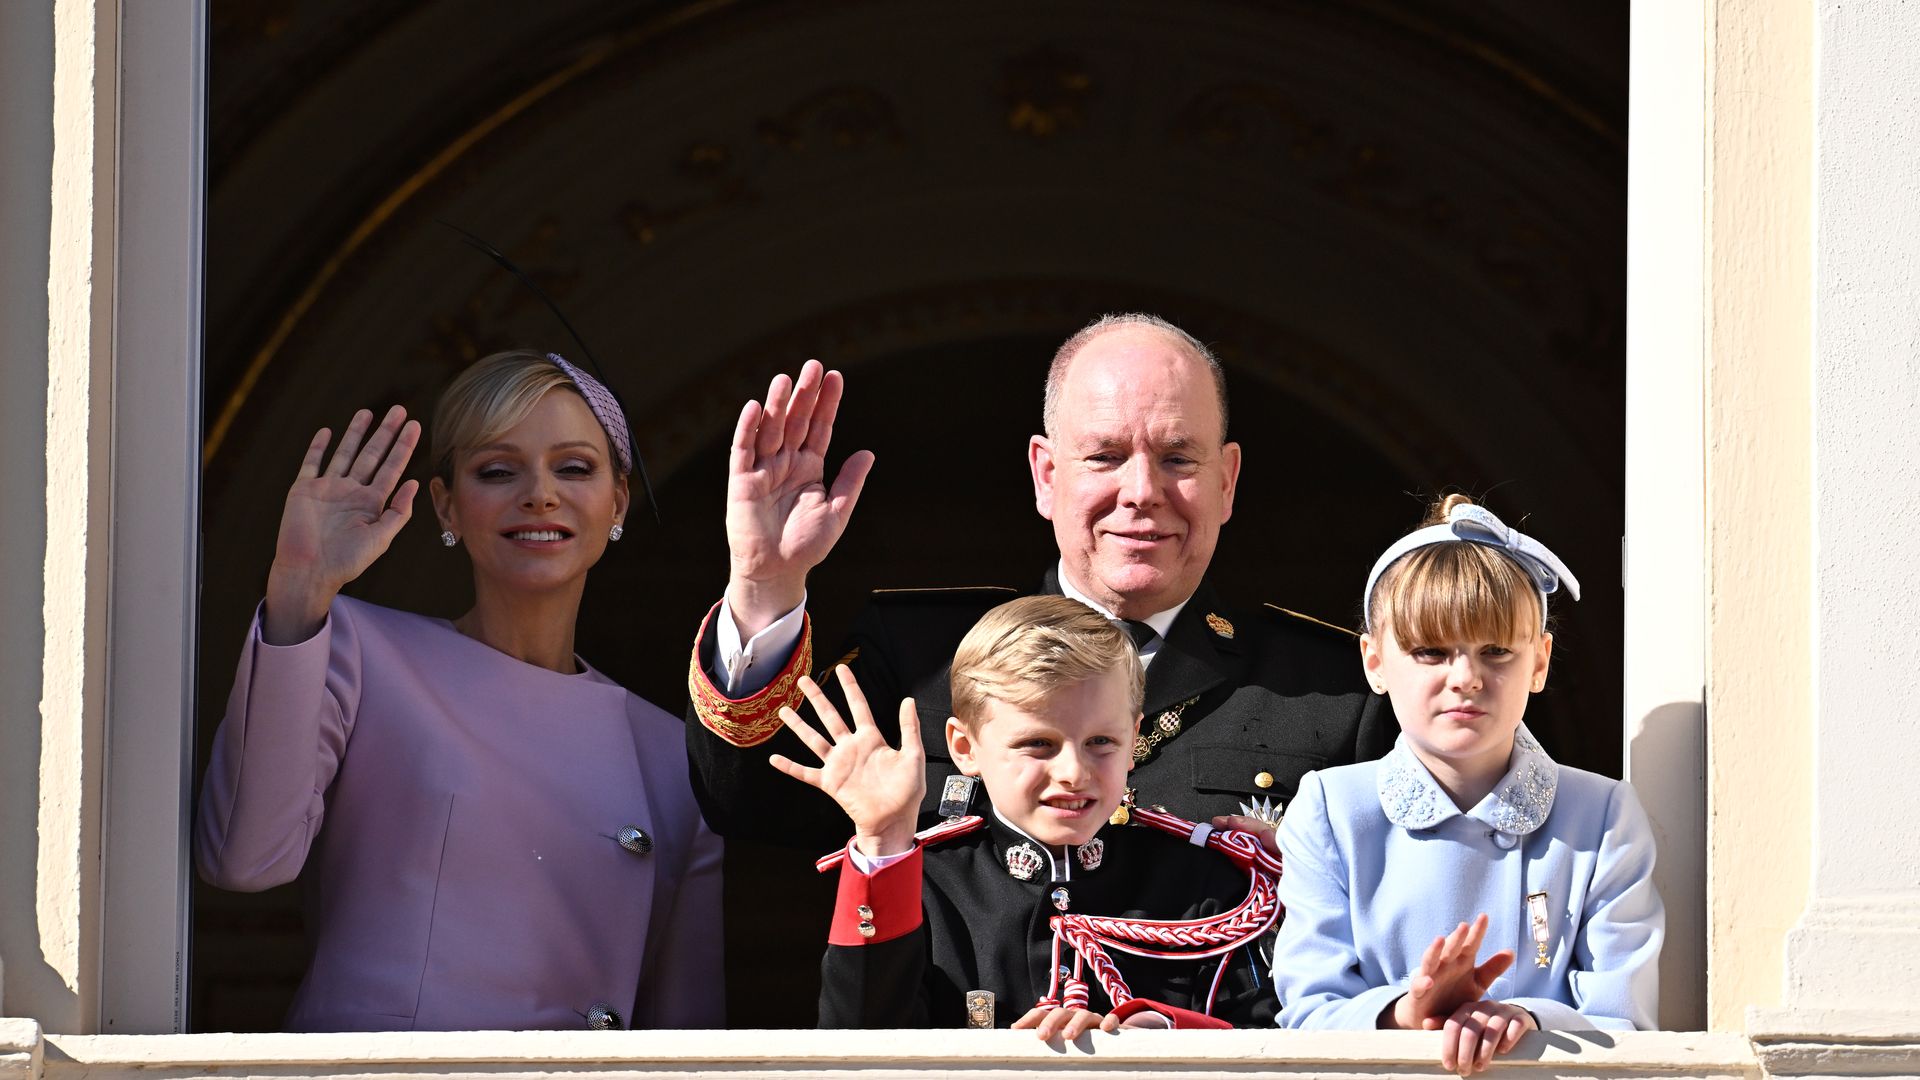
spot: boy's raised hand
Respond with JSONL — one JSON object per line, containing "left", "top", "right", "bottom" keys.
{"left": 1386, "top": 914, "right": 1514, "bottom": 1031}
{"left": 769, "top": 665, "right": 925, "bottom": 857}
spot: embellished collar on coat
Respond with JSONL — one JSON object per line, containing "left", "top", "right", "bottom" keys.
{"left": 1376, "top": 724, "right": 1559, "bottom": 837}
{"left": 988, "top": 808, "right": 1107, "bottom": 883}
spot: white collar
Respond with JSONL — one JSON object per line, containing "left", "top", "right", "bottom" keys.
{"left": 1376, "top": 724, "right": 1558, "bottom": 836}
{"left": 1054, "top": 560, "right": 1188, "bottom": 642}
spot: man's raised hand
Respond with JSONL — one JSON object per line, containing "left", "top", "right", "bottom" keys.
{"left": 725, "top": 361, "right": 874, "bottom": 636}
{"left": 768, "top": 665, "right": 925, "bottom": 857}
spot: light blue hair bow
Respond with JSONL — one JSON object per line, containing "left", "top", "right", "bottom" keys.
{"left": 1362, "top": 503, "right": 1580, "bottom": 633}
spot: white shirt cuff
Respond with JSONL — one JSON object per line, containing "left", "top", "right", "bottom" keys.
{"left": 713, "top": 592, "right": 808, "bottom": 695}
{"left": 846, "top": 841, "right": 916, "bottom": 875}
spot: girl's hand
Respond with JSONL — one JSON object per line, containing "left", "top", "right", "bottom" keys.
{"left": 1438, "top": 999, "right": 1535, "bottom": 1075}
{"left": 1012, "top": 1004, "right": 1107, "bottom": 1041}
{"left": 264, "top": 406, "right": 420, "bottom": 644}
{"left": 723, "top": 361, "right": 873, "bottom": 636}
{"left": 1387, "top": 914, "right": 1514, "bottom": 1030}
{"left": 768, "top": 665, "right": 925, "bottom": 857}
{"left": 1210, "top": 813, "right": 1280, "bottom": 857}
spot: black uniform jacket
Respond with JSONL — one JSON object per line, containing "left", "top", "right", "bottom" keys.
{"left": 688, "top": 571, "right": 1396, "bottom": 850}
{"left": 819, "top": 815, "right": 1275, "bottom": 1029}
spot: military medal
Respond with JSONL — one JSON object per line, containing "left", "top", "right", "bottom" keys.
{"left": 1006, "top": 841, "right": 1043, "bottom": 881}
{"left": 1526, "top": 891, "right": 1552, "bottom": 968}
{"left": 938, "top": 774, "right": 978, "bottom": 819}
{"left": 1110, "top": 787, "right": 1135, "bottom": 826}
{"left": 1077, "top": 837, "right": 1104, "bottom": 871}
{"left": 965, "top": 990, "right": 995, "bottom": 1028}
{"left": 1237, "top": 795, "right": 1283, "bottom": 827}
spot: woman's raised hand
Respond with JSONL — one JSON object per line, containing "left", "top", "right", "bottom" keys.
{"left": 724, "top": 360, "right": 874, "bottom": 637}
{"left": 264, "top": 406, "right": 420, "bottom": 644}
{"left": 768, "top": 665, "right": 925, "bottom": 858}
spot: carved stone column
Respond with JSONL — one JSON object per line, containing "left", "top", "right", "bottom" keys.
{"left": 1748, "top": 0, "right": 1920, "bottom": 1073}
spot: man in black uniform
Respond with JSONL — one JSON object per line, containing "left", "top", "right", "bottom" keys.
{"left": 687, "top": 313, "right": 1394, "bottom": 850}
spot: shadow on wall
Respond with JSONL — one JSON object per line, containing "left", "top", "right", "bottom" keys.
{"left": 1627, "top": 698, "right": 1706, "bottom": 1032}
{"left": 0, "top": 0, "right": 72, "bottom": 1031}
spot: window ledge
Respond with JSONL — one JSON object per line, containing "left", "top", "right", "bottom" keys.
{"left": 0, "top": 1022, "right": 1767, "bottom": 1080}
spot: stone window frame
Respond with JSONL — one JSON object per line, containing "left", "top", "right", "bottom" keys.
{"left": 99, "top": 0, "right": 1714, "bottom": 1039}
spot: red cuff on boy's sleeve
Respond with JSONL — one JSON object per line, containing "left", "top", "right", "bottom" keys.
{"left": 827, "top": 845, "right": 923, "bottom": 946}
{"left": 1108, "top": 998, "right": 1232, "bottom": 1030}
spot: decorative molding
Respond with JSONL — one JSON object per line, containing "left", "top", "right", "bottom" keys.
{"left": 0, "top": 1019, "right": 42, "bottom": 1080}
{"left": 1748, "top": 1008, "right": 1920, "bottom": 1078}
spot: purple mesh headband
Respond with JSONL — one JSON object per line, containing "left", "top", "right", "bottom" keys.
{"left": 547, "top": 353, "right": 634, "bottom": 475}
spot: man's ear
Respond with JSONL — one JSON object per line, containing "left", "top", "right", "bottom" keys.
{"left": 1028, "top": 434, "right": 1056, "bottom": 521}
{"left": 1218, "top": 440, "right": 1243, "bottom": 525}
{"left": 429, "top": 475, "right": 455, "bottom": 535}
{"left": 1359, "top": 632, "right": 1386, "bottom": 695}
{"left": 946, "top": 716, "right": 981, "bottom": 775}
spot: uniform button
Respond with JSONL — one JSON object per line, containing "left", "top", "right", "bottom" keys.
{"left": 856, "top": 904, "right": 873, "bottom": 920}
{"left": 857, "top": 920, "right": 876, "bottom": 939}
{"left": 1491, "top": 831, "right": 1519, "bottom": 850}
{"left": 1254, "top": 771, "right": 1275, "bottom": 789}
{"left": 615, "top": 825, "right": 652, "bottom": 855}
{"left": 585, "top": 1001, "right": 622, "bottom": 1030}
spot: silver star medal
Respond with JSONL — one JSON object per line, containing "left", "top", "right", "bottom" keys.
{"left": 1238, "top": 795, "right": 1284, "bottom": 826}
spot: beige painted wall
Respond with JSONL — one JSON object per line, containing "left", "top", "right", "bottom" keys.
{"left": 1702, "top": 0, "right": 1814, "bottom": 1032}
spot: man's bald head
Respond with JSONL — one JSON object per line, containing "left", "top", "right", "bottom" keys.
{"left": 1042, "top": 313, "right": 1229, "bottom": 442}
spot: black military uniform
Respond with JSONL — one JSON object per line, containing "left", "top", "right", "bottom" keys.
{"left": 687, "top": 569, "right": 1396, "bottom": 851}
{"left": 819, "top": 814, "right": 1274, "bottom": 1029}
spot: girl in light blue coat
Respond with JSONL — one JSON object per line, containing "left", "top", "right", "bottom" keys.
{"left": 1258, "top": 494, "right": 1663, "bottom": 1073}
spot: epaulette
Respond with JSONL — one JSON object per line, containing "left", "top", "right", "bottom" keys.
{"left": 1262, "top": 603, "right": 1361, "bottom": 640}
{"left": 869, "top": 585, "right": 1018, "bottom": 604}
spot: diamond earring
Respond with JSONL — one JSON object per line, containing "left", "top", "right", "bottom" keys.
{"left": 440, "top": 530, "right": 457, "bottom": 547}
{"left": 608, "top": 523, "right": 624, "bottom": 542}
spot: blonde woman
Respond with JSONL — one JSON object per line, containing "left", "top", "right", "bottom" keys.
{"left": 197, "top": 351, "right": 722, "bottom": 1032}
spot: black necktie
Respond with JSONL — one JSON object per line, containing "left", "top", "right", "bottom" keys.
{"left": 1118, "top": 619, "right": 1158, "bottom": 651}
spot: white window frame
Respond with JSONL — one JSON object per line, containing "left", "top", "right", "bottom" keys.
{"left": 95, "top": 0, "right": 1709, "bottom": 1036}
{"left": 98, "top": 0, "right": 205, "bottom": 1034}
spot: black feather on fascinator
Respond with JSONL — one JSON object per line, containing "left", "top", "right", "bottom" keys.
{"left": 438, "top": 219, "right": 660, "bottom": 524}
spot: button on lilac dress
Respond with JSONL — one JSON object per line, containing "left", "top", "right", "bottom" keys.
{"left": 197, "top": 596, "right": 724, "bottom": 1031}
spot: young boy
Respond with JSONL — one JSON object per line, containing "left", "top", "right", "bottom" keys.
{"left": 770, "top": 595, "right": 1273, "bottom": 1036}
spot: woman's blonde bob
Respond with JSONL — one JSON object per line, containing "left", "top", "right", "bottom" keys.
{"left": 1367, "top": 494, "right": 1545, "bottom": 647}
{"left": 950, "top": 595, "right": 1146, "bottom": 728}
{"left": 430, "top": 351, "right": 597, "bottom": 478}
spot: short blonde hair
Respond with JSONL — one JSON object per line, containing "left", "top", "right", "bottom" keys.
{"left": 950, "top": 595, "right": 1145, "bottom": 727}
{"left": 430, "top": 350, "right": 583, "bottom": 479}
{"left": 1368, "top": 493, "right": 1544, "bottom": 647}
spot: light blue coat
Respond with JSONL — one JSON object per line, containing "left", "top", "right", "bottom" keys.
{"left": 1270, "top": 726, "right": 1663, "bottom": 1031}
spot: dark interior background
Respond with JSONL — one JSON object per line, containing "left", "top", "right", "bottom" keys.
{"left": 195, "top": 0, "right": 1627, "bottom": 1030}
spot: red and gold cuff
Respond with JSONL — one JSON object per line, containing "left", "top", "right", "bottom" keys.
{"left": 686, "top": 601, "right": 813, "bottom": 748}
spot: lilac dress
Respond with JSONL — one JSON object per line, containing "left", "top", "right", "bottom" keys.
{"left": 197, "top": 595, "right": 724, "bottom": 1031}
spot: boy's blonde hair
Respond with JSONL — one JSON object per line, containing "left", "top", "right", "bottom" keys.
{"left": 950, "top": 596, "right": 1146, "bottom": 726}
{"left": 1367, "top": 493, "right": 1544, "bottom": 647}
{"left": 430, "top": 350, "right": 584, "bottom": 479}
